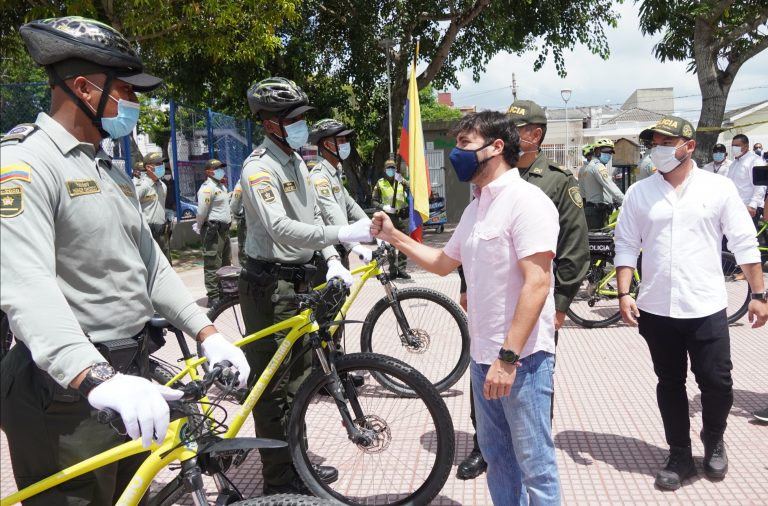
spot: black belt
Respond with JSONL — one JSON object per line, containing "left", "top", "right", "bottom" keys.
{"left": 205, "top": 220, "right": 231, "bottom": 227}
{"left": 244, "top": 256, "right": 315, "bottom": 283}
{"left": 585, "top": 202, "right": 610, "bottom": 209}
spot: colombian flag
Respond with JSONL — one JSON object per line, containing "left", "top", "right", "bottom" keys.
{"left": 398, "top": 51, "right": 430, "bottom": 242}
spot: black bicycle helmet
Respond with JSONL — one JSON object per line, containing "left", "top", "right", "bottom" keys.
{"left": 309, "top": 118, "right": 354, "bottom": 145}
{"left": 247, "top": 77, "right": 313, "bottom": 118}
{"left": 19, "top": 16, "right": 161, "bottom": 91}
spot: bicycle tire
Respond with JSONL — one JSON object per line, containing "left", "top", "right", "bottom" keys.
{"left": 231, "top": 495, "right": 336, "bottom": 506}
{"left": 566, "top": 258, "right": 632, "bottom": 328}
{"left": 721, "top": 251, "right": 752, "bottom": 324}
{"left": 149, "top": 358, "right": 184, "bottom": 388}
{"left": 289, "top": 352, "right": 455, "bottom": 506}
{"left": 360, "top": 287, "right": 470, "bottom": 396}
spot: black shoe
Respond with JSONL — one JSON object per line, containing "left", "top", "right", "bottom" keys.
{"left": 700, "top": 430, "right": 728, "bottom": 479}
{"left": 263, "top": 477, "right": 312, "bottom": 496}
{"left": 753, "top": 406, "right": 768, "bottom": 422}
{"left": 398, "top": 272, "right": 412, "bottom": 280}
{"left": 313, "top": 464, "right": 339, "bottom": 484}
{"left": 456, "top": 448, "right": 487, "bottom": 480}
{"left": 654, "top": 446, "right": 696, "bottom": 490}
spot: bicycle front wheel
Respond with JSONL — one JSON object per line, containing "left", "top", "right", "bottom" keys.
{"left": 360, "top": 287, "right": 470, "bottom": 396}
{"left": 289, "top": 353, "right": 455, "bottom": 506}
{"left": 566, "top": 258, "right": 627, "bottom": 328}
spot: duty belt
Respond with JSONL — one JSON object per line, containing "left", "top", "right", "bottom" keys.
{"left": 584, "top": 202, "right": 610, "bottom": 209}
{"left": 244, "top": 256, "right": 315, "bottom": 284}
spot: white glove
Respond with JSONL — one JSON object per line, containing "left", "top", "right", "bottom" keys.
{"left": 200, "top": 333, "right": 251, "bottom": 388}
{"left": 382, "top": 205, "right": 395, "bottom": 214}
{"left": 351, "top": 244, "right": 373, "bottom": 263}
{"left": 88, "top": 373, "right": 183, "bottom": 448}
{"left": 192, "top": 222, "right": 200, "bottom": 234}
{"left": 394, "top": 173, "right": 404, "bottom": 183}
{"left": 326, "top": 258, "right": 354, "bottom": 287}
{"left": 338, "top": 218, "right": 373, "bottom": 244}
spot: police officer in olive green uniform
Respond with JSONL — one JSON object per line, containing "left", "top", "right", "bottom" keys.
{"left": 196, "top": 159, "right": 232, "bottom": 306}
{"left": 581, "top": 138, "right": 624, "bottom": 229}
{"left": 455, "top": 99, "right": 591, "bottom": 481}
{"left": 0, "top": 17, "right": 248, "bottom": 505}
{"left": 239, "top": 77, "right": 372, "bottom": 495}
{"left": 372, "top": 159, "right": 411, "bottom": 278}
{"left": 136, "top": 151, "right": 171, "bottom": 261}
{"left": 309, "top": 118, "right": 372, "bottom": 274}
{"left": 230, "top": 180, "right": 247, "bottom": 266}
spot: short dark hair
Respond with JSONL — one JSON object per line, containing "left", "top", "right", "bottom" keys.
{"left": 732, "top": 133, "right": 749, "bottom": 146}
{"left": 449, "top": 111, "right": 520, "bottom": 167}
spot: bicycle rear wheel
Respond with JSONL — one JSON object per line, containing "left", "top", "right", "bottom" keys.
{"left": 360, "top": 287, "right": 470, "bottom": 396}
{"left": 289, "top": 353, "right": 454, "bottom": 506}
{"left": 199, "top": 296, "right": 246, "bottom": 380}
{"left": 566, "top": 258, "right": 627, "bottom": 328}
{"left": 721, "top": 251, "right": 752, "bottom": 324}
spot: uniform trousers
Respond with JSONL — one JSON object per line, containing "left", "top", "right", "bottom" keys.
{"left": 202, "top": 221, "right": 232, "bottom": 300}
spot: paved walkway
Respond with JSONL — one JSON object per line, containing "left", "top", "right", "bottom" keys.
{"left": 2, "top": 227, "right": 766, "bottom": 505}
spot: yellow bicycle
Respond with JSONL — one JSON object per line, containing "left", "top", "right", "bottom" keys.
{"left": 206, "top": 243, "right": 470, "bottom": 396}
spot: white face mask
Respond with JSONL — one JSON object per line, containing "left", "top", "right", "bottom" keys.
{"left": 337, "top": 142, "right": 351, "bottom": 160}
{"left": 731, "top": 145, "right": 743, "bottom": 159}
{"left": 651, "top": 144, "right": 686, "bottom": 173}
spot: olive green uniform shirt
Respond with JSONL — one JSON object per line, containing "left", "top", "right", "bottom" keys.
{"left": 239, "top": 137, "right": 339, "bottom": 263}
{"left": 519, "top": 152, "right": 591, "bottom": 313}
{"left": 581, "top": 158, "right": 624, "bottom": 205}
{"left": 0, "top": 113, "right": 211, "bottom": 388}
{"left": 196, "top": 177, "right": 231, "bottom": 229}
{"left": 135, "top": 175, "right": 167, "bottom": 225}
{"left": 310, "top": 157, "right": 367, "bottom": 250}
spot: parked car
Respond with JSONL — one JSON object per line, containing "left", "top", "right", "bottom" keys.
{"left": 179, "top": 196, "right": 198, "bottom": 220}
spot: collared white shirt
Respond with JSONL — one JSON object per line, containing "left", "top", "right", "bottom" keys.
{"left": 727, "top": 151, "right": 766, "bottom": 208}
{"left": 701, "top": 158, "right": 731, "bottom": 177}
{"left": 443, "top": 169, "right": 559, "bottom": 364}
{"left": 614, "top": 164, "right": 760, "bottom": 318}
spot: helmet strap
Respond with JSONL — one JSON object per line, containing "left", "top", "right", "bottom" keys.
{"left": 267, "top": 114, "right": 294, "bottom": 151}
{"left": 320, "top": 137, "right": 341, "bottom": 161}
{"left": 49, "top": 67, "right": 113, "bottom": 138}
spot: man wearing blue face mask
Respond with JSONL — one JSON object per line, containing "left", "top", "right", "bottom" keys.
{"left": 702, "top": 143, "right": 731, "bottom": 177}
{"left": 0, "top": 16, "right": 250, "bottom": 503}
{"left": 196, "top": 158, "right": 233, "bottom": 307}
{"left": 137, "top": 151, "right": 171, "bottom": 261}
{"left": 580, "top": 138, "right": 624, "bottom": 229}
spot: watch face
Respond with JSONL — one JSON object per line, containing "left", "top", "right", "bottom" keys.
{"left": 499, "top": 349, "right": 520, "bottom": 363}
{"left": 90, "top": 362, "right": 116, "bottom": 381}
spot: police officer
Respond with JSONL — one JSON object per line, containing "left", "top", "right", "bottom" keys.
{"left": 309, "top": 118, "right": 372, "bottom": 272}
{"left": 372, "top": 158, "right": 411, "bottom": 279}
{"left": 636, "top": 130, "right": 657, "bottom": 181}
{"left": 136, "top": 151, "right": 172, "bottom": 261}
{"left": 195, "top": 159, "right": 233, "bottom": 307}
{"left": 577, "top": 143, "right": 593, "bottom": 198}
{"left": 239, "top": 77, "right": 372, "bottom": 495}
{"left": 454, "top": 99, "right": 591, "bottom": 480}
{"left": 0, "top": 17, "right": 248, "bottom": 504}
{"left": 230, "top": 180, "right": 247, "bottom": 265}
{"left": 581, "top": 138, "right": 624, "bottom": 229}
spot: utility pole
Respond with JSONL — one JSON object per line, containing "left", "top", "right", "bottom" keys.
{"left": 512, "top": 73, "right": 518, "bottom": 102}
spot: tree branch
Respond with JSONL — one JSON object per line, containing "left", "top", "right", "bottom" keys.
{"left": 130, "top": 24, "right": 185, "bottom": 42}
{"left": 720, "top": 12, "right": 768, "bottom": 46}
{"left": 724, "top": 33, "right": 768, "bottom": 77}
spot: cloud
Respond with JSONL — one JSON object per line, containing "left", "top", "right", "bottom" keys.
{"left": 445, "top": 2, "right": 768, "bottom": 119}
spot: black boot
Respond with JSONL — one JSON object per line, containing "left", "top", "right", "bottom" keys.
{"left": 700, "top": 430, "right": 728, "bottom": 480}
{"left": 655, "top": 445, "right": 696, "bottom": 490}
{"left": 313, "top": 464, "right": 339, "bottom": 484}
{"left": 456, "top": 448, "right": 487, "bottom": 480}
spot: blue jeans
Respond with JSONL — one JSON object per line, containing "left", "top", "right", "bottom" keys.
{"left": 471, "top": 352, "right": 560, "bottom": 505}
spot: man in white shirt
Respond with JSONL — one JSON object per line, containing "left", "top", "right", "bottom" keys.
{"left": 614, "top": 116, "right": 768, "bottom": 491}
{"left": 728, "top": 134, "right": 766, "bottom": 226}
{"left": 701, "top": 143, "right": 731, "bottom": 176}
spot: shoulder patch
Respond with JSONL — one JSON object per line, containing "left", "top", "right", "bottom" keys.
{"left": 1, "top": 124, "right": 38, "bottom": 143}
{"left": 568, "top": 187, "right": 584, "bottom": 209}
{"left": 314, "top": 180, "right": 332, "bottom": 197}
{"left": 1, "top": 163, "right": 32, "bottom": 184}
{"left": 282, "top": 180, "right": 297, "bottom": 193}
{"left": 251, "top": 148, "right": 267, "bottom": 158}
{"left": 1, "top": 186, "right": 24, "bottom": 218}
{"left": 258, "top": 185, "right": 276, "bottom": 203}
{"left": 598, "top": 165, "right": 610, "bottom": 179}
{"left": 531, "top": 166, "right": 544, "bottom": 175}
{"left": 66, "top": 179, "right": 101, "bottom": 197}
{"left": 118, "top": 183, "right": 135, "bottom": 198}
{"left": 248, "top": 171, "right": 272, "bottom": 187}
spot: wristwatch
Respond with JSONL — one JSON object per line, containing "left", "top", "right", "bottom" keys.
{"left": 498, "top": 347, "right": 521, "bottom": 365}
{"left": 750, "top": 291, "right": 768, "bottom": 302}
{"left": 77, "top": 362, "right": 116, "bottom": 397}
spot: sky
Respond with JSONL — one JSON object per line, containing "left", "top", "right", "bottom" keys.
{"left": 441, "top": 2, "right": 767, "bottom": 121}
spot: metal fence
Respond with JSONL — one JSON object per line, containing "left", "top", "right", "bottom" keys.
{"left": 1, "top": 82, "right": 260, "bottom": 220}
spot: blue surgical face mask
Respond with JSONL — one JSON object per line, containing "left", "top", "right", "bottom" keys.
{"left": 712, "top": 152, "right": 726, "bottom": 163}
{"left": 283, "top": 120, "right": 309, "bottom": 150}
{"left": 598, "top": 153, "right": 612, "bottom": 165}
{"left": 385, "top": 168, "right": 396, "bottom": 178}
{"left": 153, "top": 164, "right": 166, "bottom": 178}
{"left": 85, "top": 79, "right": 140, "bottom": 139}
{"left": 213, "top": 168, "right": 226, "bottom": 180}
{"left": 337, "top": 142, "right": 351, "bottom": 160}
{"left": 449, "top": 141, "right": 495, "bottom": 182}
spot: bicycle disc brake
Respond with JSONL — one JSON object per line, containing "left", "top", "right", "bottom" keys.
{"left": 353, "top": 414, "right": 391, "bottom": 454}
{"left": 400, "top": 328, "right": 430, "bottom": 353}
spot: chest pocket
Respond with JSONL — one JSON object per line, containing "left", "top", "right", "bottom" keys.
{"left": 474, "top": 227, "right": 508, "bottom": 270}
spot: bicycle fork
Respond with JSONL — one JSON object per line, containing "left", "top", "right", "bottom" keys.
{"left": 381, "top": 281, "right": 421, "bottom": 349}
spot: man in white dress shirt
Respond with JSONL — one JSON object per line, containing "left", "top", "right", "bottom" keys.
{"left": 728, "top": 134, "right": 766, "bottom": 227}
{"left": 614, "top": 116, "right": 768, "bottom": 491}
